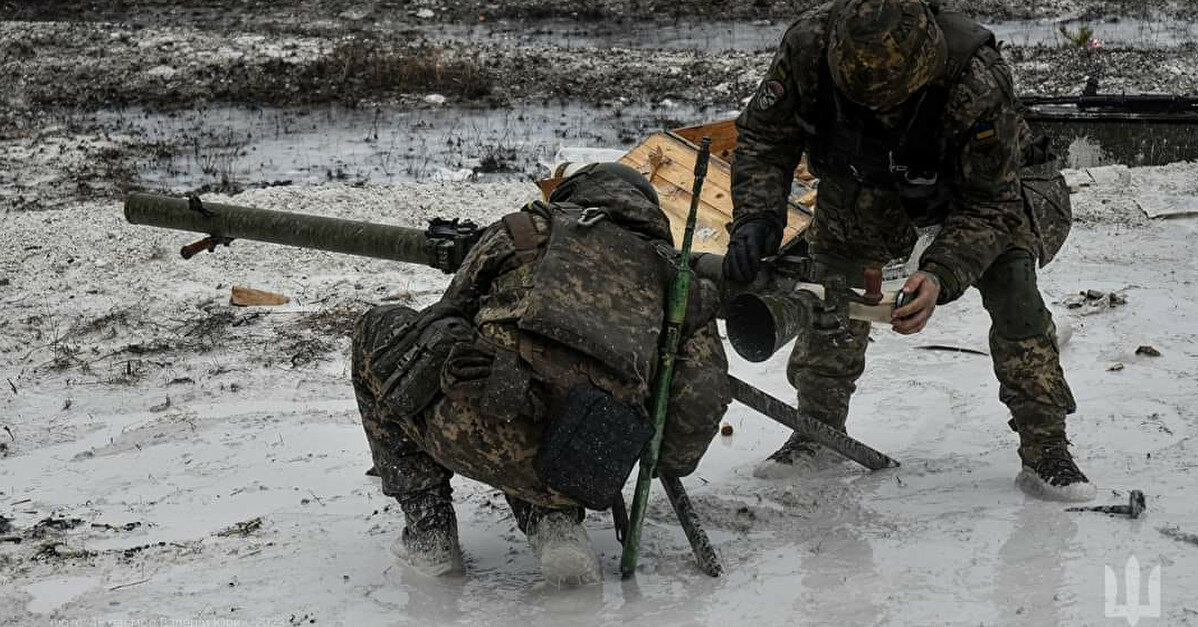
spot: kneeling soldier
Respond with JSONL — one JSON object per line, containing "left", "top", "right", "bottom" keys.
{"left": 352, "top": 164, "right": 731, "bottom": 585}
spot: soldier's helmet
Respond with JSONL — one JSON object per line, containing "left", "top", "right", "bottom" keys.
{"left": 548, "top": 162, "right": 672, "bottom": 244}
{"left": 827, "top": 0, "right": 948, "bottom": 111}
{"left": 549, "top": 162, "right": 659, "bottom": 206}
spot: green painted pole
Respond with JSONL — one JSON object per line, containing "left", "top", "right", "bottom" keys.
{"left": 620, "top": 137, "right": 711, "bottom": 578}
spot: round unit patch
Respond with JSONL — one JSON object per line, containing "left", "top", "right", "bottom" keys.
{"left": 756, "top": 80, "right": 786, "bottom": 110}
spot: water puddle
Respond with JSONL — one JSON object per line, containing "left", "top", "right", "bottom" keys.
{"left": 24, "top": 576, "right": 98, "bottom": 614}
{"left": 81, "top": 96, "right": 1197, "bottom": 194}
{"left": 94, "top": 101, "right": 725, "bottom": 191}
{"left": 989, "top": 15, "right": 1198, "bottom": 48}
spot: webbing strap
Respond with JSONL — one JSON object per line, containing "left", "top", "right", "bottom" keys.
{"left": 501, "top": 212, "right": 542, "bottom": 265}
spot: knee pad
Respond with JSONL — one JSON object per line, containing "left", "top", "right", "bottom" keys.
{"left": 979, "top": 251, "right": 1052, "bottom": 341}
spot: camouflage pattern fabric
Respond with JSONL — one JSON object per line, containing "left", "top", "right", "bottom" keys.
{"left": 354, "top": 170, "right": 730, "bottom": 509}
{"left": 784, "top": 249, "right": 1075, "bottom": 438}
{"left": 424, "top": 336, "right": 574, "bottom": 507}
{"left": 1017, "top": 125, "right": 1074, "bottom": 265}
{"left": 827, "top": 0, "right": 947, "bottom": 110}
{"left": 352, "top": 307, "right": 454, "bottom": 498}
{"left": 740, "top": 4, "right": 1074, "bottom": 439}
{"left": 734, "top": 4, "right": 1031, "bottom": 303}
{"left": 518, "top": 210, "right": 671, "bottom": 396}
{"left": 1019, "top": 156, "right": 1073, "bottom": 267}
{"left": 785, "top": 257, "right": 873, "bottom": 432}
{"left": 978, "top": 249, "right": 1077, "bottom": 456}
{"left": 506, "top": 495, "right": 584, "bottom": 535}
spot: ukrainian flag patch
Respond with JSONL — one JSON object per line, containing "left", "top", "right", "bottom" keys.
{"left": 973, "top": 120, "right": 997, "bottom": 142}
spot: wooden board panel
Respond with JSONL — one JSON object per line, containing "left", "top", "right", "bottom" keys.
{"left": 620, "top": 132, "right": 734, "bottom": 253}
{"left": 671, "top": 118, "right": 817, "bottom": 184}
{"left": 672, "top": 119, "right": 739, "bottom": 163}
{"left": 536, "top": 121, "right": 815, "bottom": 255}
{"left": 619, "top": 131, "right": 811, "bottom": 253}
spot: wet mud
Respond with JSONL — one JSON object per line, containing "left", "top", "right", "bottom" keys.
{"left": 2, "top": 1, "right": 1197, "bottom": 210}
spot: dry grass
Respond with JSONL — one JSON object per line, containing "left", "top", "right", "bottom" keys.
{"left": 225, "top": 38, "right": 494, "bottom": 106}
{"left": 297, "top": 301, "right": 372, "bottom": 338}
{"left": 316, "top": 39, "right": 493, "bottom": 102}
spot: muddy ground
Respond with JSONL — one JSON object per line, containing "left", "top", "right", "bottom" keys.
{"left": 3, "top": 0, "right": 1198, "bottom": 212}
{"left": 5, "top": 3, "right": 1197, "bottom": 111}
{"left": 3, "top": 3, "right": 1198, "bottom": 623}
{"left": 9, "top": 0, "right": 1198, "bottom": 25}
{"left": 1, "top": 164, "right": 1197, "bottom": 626}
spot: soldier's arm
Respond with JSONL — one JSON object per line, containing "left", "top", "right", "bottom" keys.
{"left": 919, "top": 52, "right": 1025, "bottom": 303}
{"left": 437, "top": 221, "right": 517, "bottom": 318}
{"left": 658, "top": 319, "right": 731, "bottom": 477}
{"left": 731, "top": 33, "right": 808, "bottom": 232}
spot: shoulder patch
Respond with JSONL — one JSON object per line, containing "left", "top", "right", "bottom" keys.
{"left": 971, "top": 120, "right": 997, "bottom": 144}
{"left": 756, "top": 80, "right": 787, "bottom": 110}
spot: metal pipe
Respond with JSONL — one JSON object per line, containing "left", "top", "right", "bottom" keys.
{"left": 124, "top": 192, "right": 442, "bottom": 266}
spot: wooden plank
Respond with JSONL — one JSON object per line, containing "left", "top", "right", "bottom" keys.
{"left": 621, "top": 131, "right": 811, "bottom": 250}
{"left": 671, "top": 119, "right": 815, "bottom": 184}
{"left": 619, "top": 133, "right": 735, "bottom": 253}
{"left": 622, "top": 134, "right": 733, "bottom": 216}
{"left": 536, "top": 177, "right": 564, "bottom": 200}
{"left": 230, "top": 285, "right": 289, "bottom": 307}
{"left": 673, "top": 119, "right": 738, "bottom": 162}
{"left": 656, "top": 129, "right": 813, "bottom": 234}
{"left": 535, "top": 123, "right": 815, "bottom": 254}
{"left": 648, "top": 180, "right": 731, "bottom": 251}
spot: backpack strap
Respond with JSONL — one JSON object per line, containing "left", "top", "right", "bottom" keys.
{"left": 501, "top": 210, "right": 545, "bottom": 265}
{"left": 934, "top": 10, "right": 997, "bottom": 82}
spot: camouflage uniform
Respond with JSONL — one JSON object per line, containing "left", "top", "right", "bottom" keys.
{"left": 732, "top": 1, "right": 1076, "bottom": 454}
{"left": 353, "top": 168, "right": 730, "bottom": 514}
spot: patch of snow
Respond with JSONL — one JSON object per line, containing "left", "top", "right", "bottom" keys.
{"left": 550, "top": 146, "right": 629, "bottom": 169}
{"left": 24, "top": 577, "right": 98, "bottom": 615}
{"left": 145, "top": 65, "right": 178, "bottom": 79}
{"left": 2, "top": 167, "right": 1198, "bottom": 625}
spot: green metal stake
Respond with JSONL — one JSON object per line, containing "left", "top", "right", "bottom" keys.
{"left": 620, "top": 136, "right": 712, "bottom": 578}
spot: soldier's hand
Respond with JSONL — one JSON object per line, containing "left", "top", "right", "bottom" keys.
{"left": 724, "top": 219, "right": 781, "bottom": 283}
{"left": 892, "top": 271, "right": 940, "bottom": 335}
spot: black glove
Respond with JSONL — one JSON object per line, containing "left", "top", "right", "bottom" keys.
{"left": 723, "top": 219, "right": 781, "bottom": 283}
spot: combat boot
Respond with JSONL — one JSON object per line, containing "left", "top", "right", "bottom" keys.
{"left": 753, "top": 415, "right": 848, "bottom": 480}
{"left": 1014, "top": 434, "right": 1096, "bottom": 503}
{"left": 523, "top": 508, "right": 600, "bottom": 587}
{"left": 392, "top": 486, "right": 463, "bottom": 576}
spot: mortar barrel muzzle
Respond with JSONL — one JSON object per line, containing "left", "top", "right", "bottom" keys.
{"left": 725, "top": 292, "right": 808, "bottom": 363}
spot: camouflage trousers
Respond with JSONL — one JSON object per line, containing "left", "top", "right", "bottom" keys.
{"left": 352, "top": 305, "right": 581, "bottom": 512}
{"left": 787, "top": 247, "right": 1076, "bottom": 444}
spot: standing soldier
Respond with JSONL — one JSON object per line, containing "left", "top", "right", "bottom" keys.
{"left": 726, "top": 0, "right": 1094, "bottom": 501}
{"left": 352, "top": 163, "right": 731, "bottom": 584}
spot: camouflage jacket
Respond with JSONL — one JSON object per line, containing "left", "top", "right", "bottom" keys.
{"left": 732, "top": 2, "right": 1027, "bottom": 302}
{"left": 436, "top": 172, "right": 730, "bottom": 477}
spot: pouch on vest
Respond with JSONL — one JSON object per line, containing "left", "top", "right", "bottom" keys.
{"left": 478, "top": 349, "right": 532, "bottom": 425}
{"left": 1019, "top": 136, "right": 1072, "bottom": 267}
{"left": 376, "top": 314, "right": 474, "bottom": 419}
{"left": 534, "top": 385, "right": 654, "bottom": 510}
